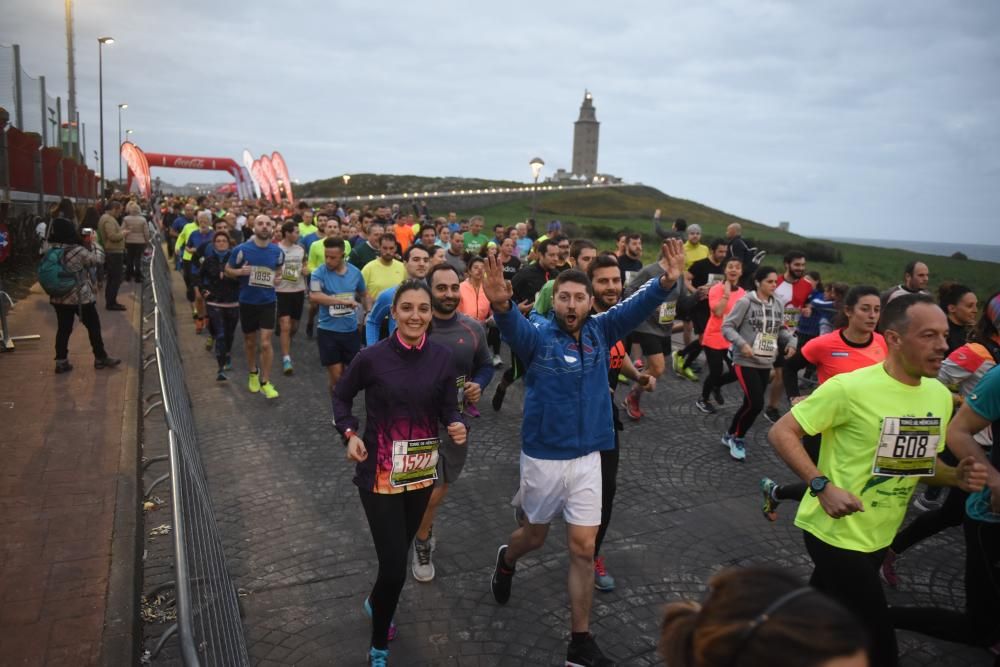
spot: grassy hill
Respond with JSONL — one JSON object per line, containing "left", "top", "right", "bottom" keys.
{"left": 297, "top": 173, "right": 525, "bottom": 199}
{"left": 451, "top": 185, "right": 999, "bottom": 295}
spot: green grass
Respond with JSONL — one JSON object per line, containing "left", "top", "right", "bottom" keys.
{"left": 454, "top": 186, "right": 1000, "bottom": 295}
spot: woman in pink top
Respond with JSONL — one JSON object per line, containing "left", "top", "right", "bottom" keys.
{"left": 458, "top": 256, "right": 491, "bottom": 323}
{"left": 698, "top": 258, "right": 745, "bottom": 413}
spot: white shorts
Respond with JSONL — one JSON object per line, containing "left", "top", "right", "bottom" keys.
{"left": 515, "top": 451, "right": 602, "bottom": 526}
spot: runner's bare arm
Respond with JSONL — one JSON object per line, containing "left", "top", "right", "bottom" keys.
{"left": 769, "top": 412, "right": 864, "bottom": 518}
{"left": 945, "top": 403, "right": 1000, "bottom": 492}
{"left": 924, "top": 457, "right": 988, "bottom": 492}
{"left": 483, "top": 255, "right": 513, "bottom": 312}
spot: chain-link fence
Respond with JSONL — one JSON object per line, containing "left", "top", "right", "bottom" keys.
{"left": 147, "top": 241, "right": 250, "bottom": 667}
{"left": 0, "top": 45, "right": 16, "bottom": 120}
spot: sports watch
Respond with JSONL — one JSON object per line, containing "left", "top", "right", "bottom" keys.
{"left": 809, "top": 476, "right": 830, "bottom": 496}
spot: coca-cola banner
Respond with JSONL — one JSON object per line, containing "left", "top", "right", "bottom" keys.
{"left": 270, "top": 152, "right": 294, "bottom": 205}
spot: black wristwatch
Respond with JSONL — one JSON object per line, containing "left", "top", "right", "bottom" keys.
{"left": 809, "top": 476, "right": 830, "bottom": 497}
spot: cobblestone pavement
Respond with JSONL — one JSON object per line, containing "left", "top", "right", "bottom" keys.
{"left": 168, "top": 276, "right": 991, "bottom": 666}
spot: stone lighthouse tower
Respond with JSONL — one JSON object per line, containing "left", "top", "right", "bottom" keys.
{"left": 572, "top": 90, "right": 599, "bottom": 180}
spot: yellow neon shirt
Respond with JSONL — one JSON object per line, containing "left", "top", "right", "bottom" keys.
{"left": 308, "top": 238, "right": 351, "bottom": 273}
{"left": 175, "top": 222, "right": 199, "bottom": 261}
{"left": 361, "top": 258, "right": 406, "bottom": 300}
{"left": 683, "top": 242, "right": 710, "bottom": 270}
{"left": 792, "top": 363, "right": 952, "bottom": 552}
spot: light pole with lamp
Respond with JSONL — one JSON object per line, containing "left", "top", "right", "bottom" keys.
{"left": 529, "top": 157, "right": 544, "bottom": 220}
{"left": 342, "top": 173, "right": 351, "bottom": 200}
{"left": 117, "top": 103, "right": 127, "bottom": 184}
{"left": 97, "top": 36, "right": 114, "bottom": 194}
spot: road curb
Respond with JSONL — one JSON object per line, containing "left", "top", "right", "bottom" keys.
{"left": 98, "top": 280, "right": 144, "bottom": 667}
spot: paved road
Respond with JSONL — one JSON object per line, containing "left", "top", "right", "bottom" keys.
{"left": 168, "top": 276, "right": 990, "bottom": 666}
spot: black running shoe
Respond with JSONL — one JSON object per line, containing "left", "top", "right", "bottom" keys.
{"left": 566, "top": 634, "right": 616, "bottom": 667}
{"left": 764, "top": 407, "right": 781, "bottom": 424}
{"left": 695, "top": 399, "right": 716, "bottom": 414}
{"left": 491, "top": 383, "right": 507, "bottom": 412}
{"left": 490, "top": 545, "right": 514, "bottom": 604}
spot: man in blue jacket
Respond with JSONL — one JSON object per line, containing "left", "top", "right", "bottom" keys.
{"left": 484, "top": 239, "right": 685, "bottom": 667}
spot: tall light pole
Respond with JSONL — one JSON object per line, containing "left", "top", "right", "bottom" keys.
{"left": 117, "top": 103, "right": 127, "bottom": 184}
{"left": 97, "top": 36, "right": 114, "bottom": 194}
{"left": 342, "top": 173, "right": 351, "bottom": 199}
{"left": 529, "top": 157, "right": 545, "bottom": 220}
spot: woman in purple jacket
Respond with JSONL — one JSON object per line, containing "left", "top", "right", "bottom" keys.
{"left": 332, "top": 279, "right": 467, "bottom": 666}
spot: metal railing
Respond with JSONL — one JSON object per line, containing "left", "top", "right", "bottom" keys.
{"left": 146, "top": 239, "right": 249, "bottom": 666}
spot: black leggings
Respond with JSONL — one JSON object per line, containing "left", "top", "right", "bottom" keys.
{"left": 52, "top": 302, "right": 108, "bottom": 361}
{"left": 594, "top": 434, "right": 620, "bottom": 558}
{"left": 782, "top": 332, "right": 817, "bottom": 399}
{"left": 728, "top": 365, "right": 771, "bottom": 437}
{"left": 890, "top": 518, "right": 1000, "bottom": 647}
{"left": 125, "top": 243, "right": 145, "bottom": 281}
{"left": 501, "top": 352, "right": 525, "bottom": 385}
{"left": 358, "top": 486, "right": 432, "bottom": 650}
{"left": 207, "top": 305, "right": 240, "bottom": 370}
{"left": 701, "top": 347, "right": 736, "bottom": 401}
{"left": 487, "top": 323, "right": 501, "bottom": 356}
{"left": 774, "top": 434, "right": 822, "bottom": 501}
{"left": 890, "top": 486, "right": 967, "bottom": 554}
{"left": 804, "top": 531, "right": 896, "bottom": 667}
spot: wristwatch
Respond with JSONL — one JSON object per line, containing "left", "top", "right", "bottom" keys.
{"left": 809, "top": 476, "right": 830, "bottom": 496}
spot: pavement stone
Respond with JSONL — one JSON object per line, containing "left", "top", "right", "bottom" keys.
{"left": 160, "top": 268, "right": 992, "bottom": 666}
{"left": 0, "top": 278, "right": 142, "bottom": 666}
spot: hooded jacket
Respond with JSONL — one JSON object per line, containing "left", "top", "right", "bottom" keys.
{"left": 722, "top": 290, "right": 794, "bottom": 369}
{"left": 494, "top": 276, "right": 676, "bottom": 460}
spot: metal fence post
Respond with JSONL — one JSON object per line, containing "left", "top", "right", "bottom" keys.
{"left": 39, "top": 75, "right": 47, "bottom": 147}
{"left": 0, "top": 127, "right": 9, "bottom": 204}
{"left": 34, "top": 147, "right": 43, "bottom": 216}
{"left": 56, "top": 96, "right": 62, "bottom": 153}
{"left": 12, "top": 45, "right": 23, "bottom": 129}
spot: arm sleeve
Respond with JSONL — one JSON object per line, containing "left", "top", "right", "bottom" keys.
{"left": 598, "top": 276, "right": 675, "bottom": 344}
{"left": 365, "top": 290, "right": 392, "bottom": 346}
{"left": 331, "top": 353, "right": 365, "bottom": 437}
{"left": 652, "top": 215, "right": 670, "bottom": 239}
{"left": 470, "top": 322, "right": 496, "bottom": 388}
{"left": 722, "top": 297, "right": 750, "bottom": 347}
{"left": 494, "top": 301, "right": 541, "bottom": 361}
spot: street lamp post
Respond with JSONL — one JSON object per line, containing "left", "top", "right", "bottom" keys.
{"left": 342, "top": 173, "right": 351, "bottom": 200}
{"left": 117, "top": 103, "right": 127, "bottom": 184}
{"left": 97, "top": 36, "right": 114, "bottom": 194}
{"left": 529, "top": 157, "right": 545, "bottom": 220}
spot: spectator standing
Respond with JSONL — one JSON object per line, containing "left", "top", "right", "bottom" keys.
{"left": 97, "top": 201, "right": 125, "bottom": 310}
{"left": 123, "top": 201, "right": 151, "bottom": 283}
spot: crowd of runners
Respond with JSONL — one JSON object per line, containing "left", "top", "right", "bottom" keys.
{"left": 51, "top": 192, "right": 1000, "bottom": 666}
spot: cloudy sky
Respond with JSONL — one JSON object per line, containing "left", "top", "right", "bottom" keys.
{"left": 4, "top": 1, "right": 998, "bottom": 241}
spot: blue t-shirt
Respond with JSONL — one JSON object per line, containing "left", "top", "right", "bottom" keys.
{"left": 310, "top": 263, "right": 366, "bottom": 333}
{"left": 171, "top": 215, "right": 189, "bottom": 234}
{"left": 516, "top": 237, "right": 533, "bottom": 258}
{"left": 186, "top": 230, "right": 213, "bottom": 274}
{"left": 365, "top": 286, "right": 399, "bottom": 345}
{"left": 227, "top": 241, "right": 285, "bottom": 305}
{"left": 300, "top": 232, "right": 319, "bottom": 252}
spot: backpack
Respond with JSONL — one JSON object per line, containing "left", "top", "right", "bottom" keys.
{"left": 38, "top": 247, "right": 79, "bottom": 297}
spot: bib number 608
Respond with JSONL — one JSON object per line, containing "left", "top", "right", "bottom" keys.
{"left": 892, "top": 435, "right": 929, "bottom": 458}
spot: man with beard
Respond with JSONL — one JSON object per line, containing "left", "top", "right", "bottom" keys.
{"left": 409, "top": 264, "right": 495, "bottom": 583}
{"left": 617, "top": 232, "right": 643, "bottom": 286}
{"left": 349, "top": 220, "right": 383, "bottom": 270}
{"left": 765, "top": 251, "right": 813, "bottom": 423}
{"left": 485, "top": 240, "right": 685, "bottom": 667}
{"left": 585, "top": 255, "right": 655, "bottom": 593}
{"left": 364, "top": 244, "right": 432, "bottom": 345}
{"left": 225, "top": 215, "right": 285, "bottom": 399}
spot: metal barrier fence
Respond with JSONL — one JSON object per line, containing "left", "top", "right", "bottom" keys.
{"left": 147, "top": 240, "right": 249, "bottom": 666}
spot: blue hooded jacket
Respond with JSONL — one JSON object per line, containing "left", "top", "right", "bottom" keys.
{"left": 494, "top": 276, "right": 676, "bottom": 460}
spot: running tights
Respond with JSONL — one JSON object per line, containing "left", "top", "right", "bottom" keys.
{"left": 804, "top": 531, "right": 897, "bottom": 667}
{"left": 358, "top": 486, "right": 432, "bottom": 650}
{"left": 487, "top": 323, "right": 501, "bottom": 356}
{"left": 501, "top": 352, "right": 525, "bottom": 385}
{"left": 890, "top": 518, "right": 1000, "bottom": 647}
{"left": 701, "top": 347, "right": 736, "bottom": 402}
{"left": 782, "top": 332, "right": 816, "bottom": 398}
{"left": 728, "top": 366, "right": 771, "bottom": 437}
{"left": 891, "top": 487, "right": 967, "bottom": 554}
{"left": 207, "top": 305, "right": 240, "bottom": 370}
{"left": 774, "top": 434, "right": 821, "bottom": 501}
{"left": 594, "top": 434, "right": 620, "bottom": 558}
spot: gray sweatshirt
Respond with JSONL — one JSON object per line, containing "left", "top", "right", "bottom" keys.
{"left": 624, "top": 261, "right": 684, "bottom": 337}
{"left": 722, "top": 291, "right": 794, "bottom": 368}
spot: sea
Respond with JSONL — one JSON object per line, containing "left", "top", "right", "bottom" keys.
{"left": 825, "top": 237, "right": 1000, "bottom": 264}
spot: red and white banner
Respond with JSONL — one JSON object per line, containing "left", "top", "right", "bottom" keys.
{"left": 121, "top": 142, "right": 152, "bottom": 199}
{"left": 259, "top": 155, "right": 282, "bottom": 204}
{"left": 270, "top": 152, "right": 294, "bottom": 205}
{"left": 251, "top": 160, "right": 273, "bottom": 203}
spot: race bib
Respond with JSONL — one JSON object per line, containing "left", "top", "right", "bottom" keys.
{"left": 390, "top": 438, "right": 440, "bottom": 488}
{"left": 783, "top": 306, "right": 801, "bottom": 329}
{"left": 456, "top": 375, "right": 466, "bottom": 413}
{"left": 658, "top": 301, "right": 676, "bottom": 325}
{"left": 752, "top": 331, "right": 778, "bottom": 358}
{"left": 624, "top": 271, "right": 636, "bottom": 286}
{"left": 328, "top": 292, "right": 355, "bottom": 317}
{"left": 282, "top": 260, "right": 301, "bottom": 282}
{"left": 248, "top": 265, "right": 275, "bottom": 287}
{"left": 707, "top": 273, "right": 725, "bottom": 287}
{"left": 871, "top": 417, "right": 940, "bottom": 477}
